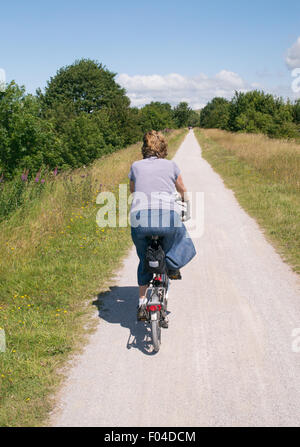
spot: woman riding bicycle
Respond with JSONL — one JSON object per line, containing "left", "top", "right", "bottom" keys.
{"left": 128, "top": 130, "right": 196, "bottom": 320}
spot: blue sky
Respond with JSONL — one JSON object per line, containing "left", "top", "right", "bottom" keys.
{"left": 1, "top": 0, "right": 300, "bottom": 107}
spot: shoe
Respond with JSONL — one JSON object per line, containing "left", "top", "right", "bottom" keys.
{"left": 168, "top": 269, "right": 182, "bottom": 280}
{"left": 137, "top": 304, "right": 147, "bottom": 321}
{"left": 160, "top": 317, "right": 169, "bottom": 329}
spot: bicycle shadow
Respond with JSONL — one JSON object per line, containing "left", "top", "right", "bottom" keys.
{"left": 92, "top": 286, "right": 161, "bottom": 356}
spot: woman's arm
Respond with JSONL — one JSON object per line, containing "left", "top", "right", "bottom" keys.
{"left": 130, "top": 180, "right": 135, "bottom": 194}
{"left": 175, "top": 174, "right": 188, "bottom": 202}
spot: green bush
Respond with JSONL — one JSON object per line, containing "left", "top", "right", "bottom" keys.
{"left": 0, "top": 83, "right": 63, "bottom": 177}
{"left": 199, "top": 90, "right": 299, "bottom": 140}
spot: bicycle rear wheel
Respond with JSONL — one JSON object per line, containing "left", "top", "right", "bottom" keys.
{"left": 151, "top": 319, "right": 161, "bottom": 352}
{"left": 162, "top": 274, "right": 169, "bottom": 311}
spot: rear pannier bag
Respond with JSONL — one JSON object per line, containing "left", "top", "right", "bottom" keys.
{"left": 145, "top": 241, "right": 166, "bottom": 274}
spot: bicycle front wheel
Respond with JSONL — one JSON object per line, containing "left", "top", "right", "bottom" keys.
{"left": 151, "top": 319, "right": 161, "bottom": 352}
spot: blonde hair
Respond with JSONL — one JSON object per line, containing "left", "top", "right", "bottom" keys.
{"left": 142, "top": 130, "right": 168, "bottom": 159}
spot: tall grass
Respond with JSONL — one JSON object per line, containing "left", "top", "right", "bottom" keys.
{"left": 0, "top": 128, "right": 188, "bottom": 427}
{"left": 194, "top": 128, "right": 300, "bottom": 273}
{"left": 201, "top": 129, "right": 300, "bottom": 192}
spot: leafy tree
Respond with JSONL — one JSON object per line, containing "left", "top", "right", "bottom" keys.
{"left": 124, "top": 107, "right": 144, "bottom": 144}
{"left": 60, "top": 113, "right": 107, "bottom": 167}
{"left": 37, "top": 58, "right": 141, "bottom": 155}
{"left": 37, "top": 58, "right": 129, "bottom": 114}
{"left": 229, "top": 90, "right": 298, "bottom": 138}
{"left": 200, "top": 97, "right": 230, "bottom": 129}
{"left": 0, "top": 82, "right": 63, "bottom": 176}
{"left": 198, "top": 90, "right": 299, "bottom": 139}
{"left": 139, "top": 102, "right": 175, "bottom": 132}
{"left": 173, "top": 102, "right": 192, "bottom": 128}
{"left": 106, "top": 102, "right": 142, "bottom": 146}
{"left": 187, "top": 110, "right": 200, "bottom": 127}
{"left": 293, "top": 99, "right": 300, "bottom": 125}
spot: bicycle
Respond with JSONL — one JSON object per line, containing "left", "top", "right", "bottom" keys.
{"left": 140, "top": 197, "right": 191, "bottom": 353}
{"left": 139, "top": 237, "right": 169, "bottom": 352}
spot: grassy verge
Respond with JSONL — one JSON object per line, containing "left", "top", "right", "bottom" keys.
{"left": 0, "top": 128, "right": 188, "bottom": 427}
{"left": 194, "top": 128, "right": 300, "bottom": 274}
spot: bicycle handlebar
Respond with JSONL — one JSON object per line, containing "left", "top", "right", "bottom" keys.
{"left": 174, "top": 194, "right": 191, "bottom": 222}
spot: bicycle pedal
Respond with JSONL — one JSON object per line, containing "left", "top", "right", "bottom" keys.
{"left": 137, "top": 305, "right": 148, "bottom": 321}
{"left": 168, "top": 270, "right": 182, "bottom": 280}
{"left": 160, "top": 315, "right": 169, "bottom": 328}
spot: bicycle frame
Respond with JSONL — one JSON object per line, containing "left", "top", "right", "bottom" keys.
{"left": 146, "top": 273, "right": 168, "bottom": 319}
{"left": 144, "top": 267, "right": 169, "bottom": 352}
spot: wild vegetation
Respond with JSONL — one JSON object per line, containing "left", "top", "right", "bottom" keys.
{"left": 194, "top": 128, "right": 300, "bottom": 274}
{"left": 200, "top": 90, "right": 300, "bottom": 139}
{"left": 0, "top": 59, "right": 198, "bottom": 180}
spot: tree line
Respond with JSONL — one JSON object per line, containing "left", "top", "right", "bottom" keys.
{"left": 3, "top": 58, "right": 297, "bottom": 181}
{"left": 0, "top": 58, "right": 198, "bottom": 179}
{"left": 200, "top": 91, "right": 300, "bottom": 139}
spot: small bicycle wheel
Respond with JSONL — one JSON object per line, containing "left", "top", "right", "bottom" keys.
{"left": 162, "top": 275, "right": 169, "bottom": 311}
{"left": 151, "top": 319, "right": 161, "bottom": 352}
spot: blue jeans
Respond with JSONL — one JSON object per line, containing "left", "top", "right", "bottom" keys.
{"left": 131, "top": 209, "right": 196, "bottom": 285}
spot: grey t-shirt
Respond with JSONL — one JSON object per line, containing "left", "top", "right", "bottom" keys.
{"left": 128, "top": 156, "right": 181, "bottom": 213}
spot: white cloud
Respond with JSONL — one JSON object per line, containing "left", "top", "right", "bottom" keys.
{"left": 286, "top": 37, "right": 300, "bottom": 70}
{"left": 117, "top": 70, "right": 251, "bottom": 108}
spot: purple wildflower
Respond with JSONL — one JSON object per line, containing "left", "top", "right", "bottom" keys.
{"left": 35, "top": 169, "right": 41, "bottom": 183}
{"left": 21, "top": 169, "right": 29, "bottom": 182}
{"left": 53, "top": 167, "right": 58, "bottom": 176}
{"left": 41, "top": 179, "right": 45, "bottom": 184}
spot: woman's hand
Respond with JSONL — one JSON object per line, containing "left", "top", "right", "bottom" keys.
{"left": 175, "top": 175, "right": 189, "bottom": 202}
